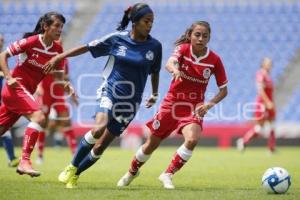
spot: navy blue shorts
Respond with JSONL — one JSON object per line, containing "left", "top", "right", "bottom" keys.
{"left": 95, "top": 96, "right": 139, "bottom": 136}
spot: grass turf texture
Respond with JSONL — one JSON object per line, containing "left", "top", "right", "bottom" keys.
{"left": 0, "top": 147, "right": 299, "bottom": 200}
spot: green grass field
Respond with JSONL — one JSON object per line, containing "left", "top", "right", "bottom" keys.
{"left": 0, "top": 147, "right": 299, "bottom": 200}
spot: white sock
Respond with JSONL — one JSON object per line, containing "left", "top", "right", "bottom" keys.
{"left": 177, "top": 144, "right": 193, "bottom": 161}
{"left": 135, "top": 146, "right": 151, "bottom": 162}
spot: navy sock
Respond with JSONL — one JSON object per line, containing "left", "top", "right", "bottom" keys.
{"left": 71, "top": 137, "right": 94, "bottom": 167}
{"left": 2, "top": 136, "right": 16, "bottom": 161}
{"left": 76, "top": 152, "right": 99, "bottom": 175}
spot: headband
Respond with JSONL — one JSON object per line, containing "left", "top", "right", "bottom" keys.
{"left": 130, "top": 6, "right": 153, "bottom": 22}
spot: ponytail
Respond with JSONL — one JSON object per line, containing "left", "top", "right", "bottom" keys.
{"left": 116, "top": 3, "right": 153, "bottom": 31}
{"left": 116, "top": 6, "right": 132, "bottom": 31}
{"left": 23, "top": 11, "right": 65, "bottom": 38}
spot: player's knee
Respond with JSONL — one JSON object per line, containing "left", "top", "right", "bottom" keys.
{"left": 92, "top": 125, "right": 106, "bottom": 138}
{"left": 185, "top": 137, "right": 198, "bottom": 149}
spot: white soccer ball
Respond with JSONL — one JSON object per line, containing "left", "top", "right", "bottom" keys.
{"left": 262, "top": 167, "right": 291, "bottom": 194}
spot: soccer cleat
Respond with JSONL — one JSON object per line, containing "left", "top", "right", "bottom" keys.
{"left": 16, "top": 159, "right": 41, "bottom": 177}
{"left": 158, "top": 173, "right": 175, "bottom": 189}
{"left": 8, "top": 158, "right": 20, "bottom": 168}
{"left": 117, "top": 171, "right": 140, "bottom": 187}
{"left": 35, "top": 156, "right": 44, "bottom": 165}
{"left": 58, "top": 164, "right": 77, "bottom": 184}
{"left": 236, "top": 138, "right": 245, "bottom": 152}
{"left": 65, "top": 175, "right": 79, "bottom": 189}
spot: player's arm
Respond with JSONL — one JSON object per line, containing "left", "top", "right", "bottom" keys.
{"left": 0, "top": 51, "right": 20, "bottom": 88}
{"left": 195, "top": 86, "right": 228, "bottom": 118}
{"left": 258, "top": 85, "right": 273, "bottom": 109}
{"left": 0, "top": 71, "right": 4, "bottom": 77}
{"left": 165, "top": 57, "right": 182, "bottom": 82}
{"left": 43, "top": 45, "right": 89, "bottom": 73}
{"left": 146, "top": 72, "right": 159, "bottom": 108}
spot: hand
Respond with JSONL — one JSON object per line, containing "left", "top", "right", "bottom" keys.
{"left": 266, "top": 102, "right": 274, "bottom": 110}
{"left": 145, "top": 94, "right": 158, "bottom": 108}
{"left": 43, "top": 55, "right": 62, "bottom": 74}
{"left": 7, "top": 77, "right": 22, "bottom": 88}
{"left": 194, "top": 103, "right": 213, "bottom": 119}
{"left": 71, "top": 93, "right": 79, "bottom": 106}
{"left": 172, "top": 69, "right": 182, "bottom": 82}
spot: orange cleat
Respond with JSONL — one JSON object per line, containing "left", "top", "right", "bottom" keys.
{"left": 16, "top": 159, "right": 41, "bottom": 177}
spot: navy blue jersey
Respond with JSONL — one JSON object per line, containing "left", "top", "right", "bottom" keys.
{"left": 87, "top": 31, "right": 162, "bottom": 104}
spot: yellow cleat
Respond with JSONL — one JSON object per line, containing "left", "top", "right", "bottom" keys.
{"left": 58, "top": 164, "right": 77, "bottom": 184}
{"left": 66, "top": 175, "right": 79, "bottom": 189}
{"left": 8, "top": 158, "right": 20, "bottom": 168}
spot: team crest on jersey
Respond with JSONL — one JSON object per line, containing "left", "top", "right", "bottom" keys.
{"left": 145, "top": 50, "right": 154, "bottom": 61}
{"left": 152, "top": 119, "right": 160, "bottom": 130}
{"left": 117, "top": 46, "right": 127, "bottom": 57}
{"left": 203, "top": 68, "right": 211, "bottom": 79}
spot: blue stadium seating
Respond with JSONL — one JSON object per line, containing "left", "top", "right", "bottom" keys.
{"left": 68, "top": 1, "right": 300, "bottom": 123}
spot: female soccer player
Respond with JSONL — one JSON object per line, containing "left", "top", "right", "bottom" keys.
{"left": 236, "top": 57, "right": 276, "bottom": 153}
{"left": 0, "top": 12, "right": 69, "bottom": 177}
{"left": 117, "top": 21, "right": 228, "bottom": 189}
{"left": 36, "top": 57, "right": 78, "bottom": 164}
{"left": 44, "top": 3, "right": 162, "bottom": 188}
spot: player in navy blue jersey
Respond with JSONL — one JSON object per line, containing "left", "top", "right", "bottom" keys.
{"left": 43, "top": 3, "right": 162, "bottom": 188}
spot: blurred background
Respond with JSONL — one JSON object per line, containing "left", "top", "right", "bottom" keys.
{"left": 1, "top": 0, "right": 300, "bottom": 149}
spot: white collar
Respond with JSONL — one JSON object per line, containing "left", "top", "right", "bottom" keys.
{"left": 38, "top": 34, "right": 53, "bottom": 50}
{"left": 190, "top": 45, "right": 210, "bottom": 62}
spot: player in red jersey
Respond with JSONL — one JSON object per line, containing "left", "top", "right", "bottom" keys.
{"left": 118, "top": 21, "right": 228, "bottom": 189}
{"left": 0, "top": 12, "right": 69, "bottom": 177}
{"left": 36, "top": 57, "right": 78, "bottom": 164}
{"left": 237, "top": 57, "right": 276, "bottom": 153}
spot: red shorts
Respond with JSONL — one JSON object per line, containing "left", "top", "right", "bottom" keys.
{"left": 0, "top": 84, "right": 39, "bottom": 131}
{"left": 40, "top": 92, "right": 69, "bottom": 117}
{"left": 146, "top": 98, "right": 203, "bottom": 139}
{"left": 254, "top": 102, "right": 276, "bottom": 120}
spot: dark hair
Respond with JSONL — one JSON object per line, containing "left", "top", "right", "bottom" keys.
{"left": 117, "top": 3, "right": 152, "bottom": 31}
{"left": 23, "top": 11, "right": 65, "bottom": 38}
{"left": 175, "top": 21, "right": 211, "bottom": 46}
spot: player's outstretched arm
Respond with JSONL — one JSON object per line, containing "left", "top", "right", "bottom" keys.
{"left": 43, "top": 45, "right": 89, "bottom": 73}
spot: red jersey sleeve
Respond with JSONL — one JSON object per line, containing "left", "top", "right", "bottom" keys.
{"left": 7, "top": 37, "right": 35, "bottom": 56}
{"left": 171, "top": 43, "right": 189, "bottom": 64}
{"left": 256, "top": 70, "right": 264, "bottom": 89}
{"left": 214, "top": 57, "right": 228, "bottom": 88}
{"left": 53, "top": 43, "right": 64, "bottom": 71}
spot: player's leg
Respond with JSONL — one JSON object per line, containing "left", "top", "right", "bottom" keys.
{"left": 64, "top": 129, "right": 115, "bottom": 189}
{"left": 267, "top": 110, "right": 276, "bottom": 153}
{"left": 160, "top": 123, "right": 201, "bottom": 189}
{"left": 17, "top": 110, "right": 46, "bottom": 177}
{"left": 36, "top": 117, "right": 48, "bottom": 164}
{"left": 117, "top": 134, "right": 162, "bottom": 187}
{"left": 1, "top": 130, "right": 19, "bottom": 167}
{"left": 58, "top": 112, "right": 108, "bottom": 184}
{"left": 57, "top": 109, "right": 77, "bottom": 154}
{"left": 237, "top": 119, "right": 264, "bottom": 151}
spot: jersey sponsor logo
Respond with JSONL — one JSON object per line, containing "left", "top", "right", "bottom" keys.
{"left": 203, "top": 68, "right": 211, "bottom": 79}
{"left": 152, "top": 119, "right": 160, "bottom": 130}
{"left": 145, "top": 50, "right": 154, "bottom": 61}
{"left": 28, "top": 59, "right": 44, "bottom": 68}
{"left": 180, "top": 71, "right": 209, "bottom": 84}
{"left": 116, "top": 46, "right": 127, "bottom": 57}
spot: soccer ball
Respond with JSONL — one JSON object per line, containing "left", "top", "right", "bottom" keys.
{"left": 262, "top": 167, "right": 291, "bottom": 194}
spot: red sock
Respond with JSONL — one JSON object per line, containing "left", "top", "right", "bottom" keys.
{"left": 165, "top": 153, "right": 187, "bottom": 174}
{"left": 63, "top": 129, "right": 77, "bottom": 154}
{"left": 129, "top": 157, "right": 145, "bottom": 175}
{"left": 21, "top": 127, "right": 40, "bottom": 161}
{"left": 37, "top": 131, "right": 46, "bottom": 158}
{"left": 268, "top": 130, "right": 276, "bottom": 152}
{"left": 243, "top": 128, "right": 259, "bottom": 145}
